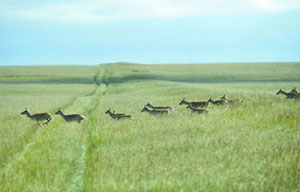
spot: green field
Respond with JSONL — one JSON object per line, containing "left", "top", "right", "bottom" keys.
{"left": 0, "top": 63, "right": 300, "bottom": 191}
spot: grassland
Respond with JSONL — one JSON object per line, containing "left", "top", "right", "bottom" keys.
{"left": 0, "top": 63, "right": 300, "bottom": 192}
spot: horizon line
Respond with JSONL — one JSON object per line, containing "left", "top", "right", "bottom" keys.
{"left": 1, "top": 61, "right": 300, "bottom": 67}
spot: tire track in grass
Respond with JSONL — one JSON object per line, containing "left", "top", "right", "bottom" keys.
{"left": 0, "top": 67, "right": 105, "bottom": 191}
{"left": 65, "top": 96, "right": 100, "bottom": 192}
{"left": 80, "top": 69, "right": 109, "bottom": 191}
{"left": 65, "top": 68, "right": 107, "bottom": 192}
{"left": 0, "top": 121, "right": 37, "bottom": 169}
{"left": 0, "top": 86, "right": 97, "bottom": 173}
{"left": 0, "top": 70, "right": 101, "bottom": 191}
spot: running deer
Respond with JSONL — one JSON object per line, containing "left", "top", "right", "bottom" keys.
{"left": 55, "top": 108, "right": 85, "bottom": 123}
{"left": 186, "top": 104, "right": 208, "bottom": 114}
{"left": 208, "top": 97, "right": 228, "bottom": 105}
{"left": 289, "top": 87, "right": 300, "bottom": 97}
{"left": 146, "top": 102, "right": 174, "bottom": 111}
{"left": 113, "top": 110, "right": 133, "bottom": 119}
{"left": 179, "top": 98, "right": 209, "bottom": 108}
{"left": 220, "top": 94, "right": 242, "bottom": 103}
{"left": 141, "top": 106, "right": 169, "bottom": 114}
{"left": 276, "top": 88, "right": 300, "bottom": 100}
{"left": 21, "top": 108, "right": 52, "bottom": 127}
{"left": 105, "top": 108, "right": 132, "bottom": 119}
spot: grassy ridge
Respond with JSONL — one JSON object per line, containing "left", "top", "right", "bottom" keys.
{"left": 0, "top": 65, "right": 97, "bottom": 83}
{"left": 1, "top": 62, "right": 299, "bottom": 84}
{"left": 0, "top": 63, "right": 300, "bottom": 191}
{"left": 101, "top": 62, "right": 300, "bottom": 84}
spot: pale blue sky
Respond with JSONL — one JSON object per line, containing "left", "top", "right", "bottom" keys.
{"left": 0, "top": 0, "right": 300, "bottom": 65}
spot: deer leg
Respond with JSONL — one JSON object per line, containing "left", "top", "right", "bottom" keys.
{"left": 43, "top": 120, "right": 48, "bottom": 125}
{"left": 43, "top": 120, "right": 49, "bottom": 125}
{"left": 43, "top": 117, "right": 52, "bottom": 125}
{"left": 36, "top": 121, "right": 42, "bottom": 128}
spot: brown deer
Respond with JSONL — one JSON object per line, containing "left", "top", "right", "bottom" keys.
{"left": 105, "top": 108, "right": 132, "bottom": 119}
{"left": 179, "top": 98, "right": 209, "bottom": 108}
{"left": 146, "top": 102, "right": 174, "bottom": 111}
{"left": 276, "top": 88, "right": 300, "bottom": 100}
{"left": 141, "top": 106, "right": 169, "bottom": 114}
{"left": 113, "top": 110, "right": 133, "bottom": 119}
{"left": 220, "top": 94, "right": 242, "bottom": 103}
{"left": 55, "top": 108, "right": 85, "bottom": 123}
{"left": 186, "top": 104, "right": 208, "bottom": 114}
{"left": 208, "top": 97, "right": 228, "bottom": 105}
{"left": 21, "top": 108, "right": 52, "bottom": 127}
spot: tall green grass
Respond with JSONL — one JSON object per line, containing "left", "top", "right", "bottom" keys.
{"left": 83, "top": 80, "right": 300, "bottom": 191}
{"left": 0, "top": 84, "right": 95, "bottom": 169}
{"left": 0, "top": 63, "right": 299, "bottom": 191}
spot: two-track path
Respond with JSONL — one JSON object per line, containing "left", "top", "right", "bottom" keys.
{"left": 0, "top": 67, "right": 108, "bottom": 192}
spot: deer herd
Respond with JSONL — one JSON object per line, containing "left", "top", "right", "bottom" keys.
{"left": 276, "top": 87, "right": 300, "bottom": 100}
{"left": 21, "top": 108, "right": 85, "bottom": 127}
{"left": 21, "top": 87, "right": 300, "bottom": 126}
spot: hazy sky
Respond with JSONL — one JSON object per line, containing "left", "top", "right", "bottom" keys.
{"left": 1, "top": 0, "right": 300, "bottom": 65}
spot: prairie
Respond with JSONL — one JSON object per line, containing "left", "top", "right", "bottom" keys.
{"left": 0, "top": 63, "right": 299, "bottom": 191}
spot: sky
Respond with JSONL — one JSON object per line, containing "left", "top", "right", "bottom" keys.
{"left": 0, "top": 0, "right": 300, "bottom": 65}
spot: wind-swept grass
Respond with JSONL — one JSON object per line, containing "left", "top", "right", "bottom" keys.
{"left": 0, "top": 63, "right": 299, "bottom": 191}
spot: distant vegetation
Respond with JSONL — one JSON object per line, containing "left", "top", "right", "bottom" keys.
{"left": 0, "top": 65, "right": 97, "bottom": 84}
{"left": 101, "top": 62, "right": 300, "bottom": 84}
{"left": 0, "top": 62, "right": 299, "bottom": 191}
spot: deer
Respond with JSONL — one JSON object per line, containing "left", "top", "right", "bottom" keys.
{"left": 220, "top": 94, "right": 242, "bottom": 103}
{"left": 105, "top": 108, "right": 132, "bottom": 119}
{"left": 208, "top": 97, "right": 228, "bottom": 105}
{"left": 179, "top": 98, "right": 209, "bottom": 108}
{"left": 289, "top": 87, "right": 300, "bottom": 97}
{"left": 186, "top": 104, "right": 208, "bottom": 114}
{"left": 55, "top": 108, "right": 85, "bottom": 123}
{"left": 146, "top": 102, "right": 174, "bottom": 111}
{"left": 141, "top": 106, "right": 169, "bottom": 114}
{"left": 21, "top": 108, "right": 52, "bottom": 127}
{"left": 113, "top": 110, "right": 133, "bottom": 119}
{"left": 276, "top": 88, "right": 300, "bottom": 100}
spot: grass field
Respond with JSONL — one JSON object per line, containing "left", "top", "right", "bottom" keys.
{"left": 0, "top": 63, "right": 300, "bottom": 191}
